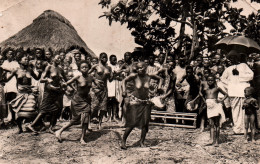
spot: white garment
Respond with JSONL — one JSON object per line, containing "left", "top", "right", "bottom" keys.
{"left": 2, "top": 60, "right": 20, "bottom": 93}
{"left": 107, "top": 64, "right": 119, "bottom": 97}
{"left": 206, "top": 99, "right": 226, "bottom": 125}
{"left": 220, "top": 63, "right": 253, "bottom": 97}
{"left": 146, "top": 65, "right": 159, "bottom": 75}
{"left": 173, "top": 66, "right": 189, "bottom": 99}
{"left": 173, "top": 66, "right": 186, "bottom": 84}
{"left": 230, "top": 97, "right": 245, "bottom": 134}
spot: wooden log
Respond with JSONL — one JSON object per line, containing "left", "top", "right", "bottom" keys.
{"left": 151, "top": 111, "right": 197, "bottom": 116}
{"left": 151, "top": 115, "right": 196, "bottom": 121}
{"left": 150, "top": 122, "right": 196, "bottom": 128}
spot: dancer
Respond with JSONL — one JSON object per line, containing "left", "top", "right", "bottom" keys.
{"left": 121, "top": 62, "right": 162, "bottom": 150}
{"left": 28, "top": 54, "right": 67, "bottom": 133}
{"left": 5, "top": 55, "right": 41, "bottom": 133}
{"left": 242, "top": 87, "right": 259, "bottom": 142}
{"left": 88, "top": 52, "right": 112, "bottom": 129}
{"left": 55, "top": 61, "right": 95, "bottom": 144}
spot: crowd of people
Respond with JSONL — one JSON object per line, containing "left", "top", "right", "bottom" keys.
{"left": 0, "top": 47, "right": 259, "bottom": 148}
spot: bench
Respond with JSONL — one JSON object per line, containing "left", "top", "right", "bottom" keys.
{"left": 150, "top": 110, "right": 197, "bottom": 128}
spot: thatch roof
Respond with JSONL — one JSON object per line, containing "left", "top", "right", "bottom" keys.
{"left": 0, "top": 10, "right": 95, "bottom": 57}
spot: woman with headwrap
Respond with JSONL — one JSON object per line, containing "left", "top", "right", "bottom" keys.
{"left": 221, "top": 50, "right": 254, "bottom": 134}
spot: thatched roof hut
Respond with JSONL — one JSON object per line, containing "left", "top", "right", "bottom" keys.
{"left": 0, "top": 10, "right": 95, "bottom": 57}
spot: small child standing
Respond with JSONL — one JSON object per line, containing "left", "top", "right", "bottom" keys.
{"left": 201, "top": 74, "right": 227, "bottom": 145}
{"left": 61, "top": 71, "right": 75, "bottom": 120}
{"left": 242, "top": 87, "right": 259, "bottom": 142}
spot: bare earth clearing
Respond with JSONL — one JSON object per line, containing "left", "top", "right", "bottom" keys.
{"left": 0, "top": 121, "right": 259, "bottom": 164}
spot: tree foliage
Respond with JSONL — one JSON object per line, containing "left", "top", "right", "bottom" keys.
{"left": 99, "top": 0, "right": 259, "bottom": 59}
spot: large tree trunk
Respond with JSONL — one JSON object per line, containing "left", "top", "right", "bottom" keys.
{"left": 189, "top": 2, "right": 199, "bottom": 62}
{"left": 176, "top": 9, "right": 187, "bottom": 54}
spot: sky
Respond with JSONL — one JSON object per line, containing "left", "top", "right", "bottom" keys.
{"left": 0, "top": 0, "right": 259, "bottom": 59}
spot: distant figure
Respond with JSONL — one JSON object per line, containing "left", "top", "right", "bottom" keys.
{"left": 242, "top": 87, "right": 259, "bottom": 143}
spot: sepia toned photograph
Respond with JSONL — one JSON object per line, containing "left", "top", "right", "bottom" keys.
{"left": 0, "top": 0, "right": 260, "bottom": 163}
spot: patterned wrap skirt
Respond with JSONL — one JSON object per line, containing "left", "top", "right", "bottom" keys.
{"left": 10, "top": 86, "right": 37, "bottom": 119}
{"left": 125, "top": 95, "right": 152, "bottom": 132}
{"left": 91, "top": 79, "right": 108, "bottom": 114}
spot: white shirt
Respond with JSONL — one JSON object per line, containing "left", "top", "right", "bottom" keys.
{"left": 2, "top": 60, "right": 20, "bottom": 93}
{"left": 220, "top": 63, "right": 253, "bottom": 97}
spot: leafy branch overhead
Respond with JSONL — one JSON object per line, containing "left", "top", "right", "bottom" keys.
{"left": 99, "top": 0, "right": 260, "bottom": 59}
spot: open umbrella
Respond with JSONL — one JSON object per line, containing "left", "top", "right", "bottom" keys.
{"left": 215, "top": 35, "right": 260, "bottom": 54}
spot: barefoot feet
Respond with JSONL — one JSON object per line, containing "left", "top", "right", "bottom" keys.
{"left": 80, "top": 138, "right": 87, "bottom": 144}
{"left": 55, "top": 130, "right": 62, "bottom": 143}
{"left": 27, "top": 124, "right": 37, "bottom": 133}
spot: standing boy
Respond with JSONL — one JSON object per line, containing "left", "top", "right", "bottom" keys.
{"left": 242, "top": 87, "right": 259, "bottom": 142}
{"left": 201, "top": 75, "right": 227, "bottom": 145}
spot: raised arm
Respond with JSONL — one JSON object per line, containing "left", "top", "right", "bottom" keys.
{"left": 65, "top": 75, "right": 80, "bottom": 86}
{"left": 88, "top": 64, "right": 98, "bottom": 74}
{"left": 122, "top": 73, "right": 137, "bottom": 94}
{"left": 150, "top": 74, "right": 163, "bottom": 90}
{"left": 40, "top": 65, "right": 51, "bottom": 83}
{"left": 154, "top": 67, "right": 166, "bottom": 76}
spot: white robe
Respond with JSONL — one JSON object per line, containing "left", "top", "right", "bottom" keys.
{"left": 220, "top": 63, "right": 254, "bottom": 133}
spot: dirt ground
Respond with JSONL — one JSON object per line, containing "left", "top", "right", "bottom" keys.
{"left": 0, "top": 121, "right": 259, "bottom": 164}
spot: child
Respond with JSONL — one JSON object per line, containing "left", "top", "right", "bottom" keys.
{"left": 242, "top": 87, "right": 259, "bottom": 142}
{"left": 61, "top": 71, "right": 75, "bottom": 120}
{"left": 201, "top": 74, "right": 227, "bottom": 145}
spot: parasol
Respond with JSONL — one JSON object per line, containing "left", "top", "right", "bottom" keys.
{"left": 215, "top": 35, "right": 260, "bottom": 54}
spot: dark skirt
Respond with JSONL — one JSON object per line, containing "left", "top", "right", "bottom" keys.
{"left": 70, "top": 93, "right": 91, "bottom": 125}
{"left": 39, "top": 90, "right": 61, "bottom": 114}
{"left": 91, "top": 80, "right": 107, "bottom": 113}
{"left": 71, "top": 93, "right": 91, "bottom": 115}
{"left": 0, "top": 84, "right": 7, "bottom": 119}
{"left": 125, "top": 101, "right": 152, "bottom": 132}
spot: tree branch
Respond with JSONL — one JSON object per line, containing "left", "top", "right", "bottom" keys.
{"left": 165, "top": 14, "right": 193, "bottom": 28}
